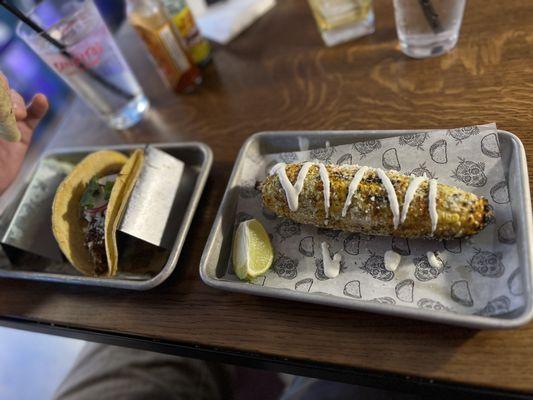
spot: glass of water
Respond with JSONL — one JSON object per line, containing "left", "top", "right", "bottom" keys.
{"left": 393, "top": 0, "right": 466, "bottom": 58}
{"left": 17, "top": 0, "right": 149, "bottom": 129}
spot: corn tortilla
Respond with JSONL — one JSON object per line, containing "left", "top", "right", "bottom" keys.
{"left": 0, "top": 80, "right": 20, "bottom": 142}
{"left": 51, "top": 150, "right": 143, "bottom": 276}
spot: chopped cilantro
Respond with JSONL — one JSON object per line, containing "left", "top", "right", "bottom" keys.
{"left": 104, "top": 181, "right": 115, "bottom": 201}
{"left": 80, "top": 176, "right": 100, "bottom": 210}
{"left": 80, "top": 174, "right": 117, "bottom": 212}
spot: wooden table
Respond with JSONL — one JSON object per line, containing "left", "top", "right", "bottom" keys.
{"left": 2, "top": 0, "right": 533, "bottom": 397}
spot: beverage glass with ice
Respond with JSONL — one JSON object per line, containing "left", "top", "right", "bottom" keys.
{"left": 17, "top": 0, "right": 149, "bottom": 129}
{"left": 308, "top": 0, "right": 375, "bottom": 47}
{"left": 393, "top": 0, "right": 466, "bottom": 58}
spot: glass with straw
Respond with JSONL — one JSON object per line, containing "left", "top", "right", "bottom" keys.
{"left": 393, "top": 0, "right": 466, "bottom": 58}
{"left": 13, "top": 0, "right": 149, "bottom": 129}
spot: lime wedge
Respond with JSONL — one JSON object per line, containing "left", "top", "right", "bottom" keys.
{"left": 232, "top": 219, "right": 274, "bottom": 280}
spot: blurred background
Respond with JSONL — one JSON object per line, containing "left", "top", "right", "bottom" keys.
{"left": 0, "top": 327, "right": 85, "bottom": 399}
{"left": 0, "top": 3, "right": 127, "bottom": 399}
{"left": 0, "top": 0, "right": 126, "bottom": 140}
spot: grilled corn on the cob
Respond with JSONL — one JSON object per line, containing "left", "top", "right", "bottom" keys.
{"left": 261, "top": 162, "right": 492, "bottom": 239}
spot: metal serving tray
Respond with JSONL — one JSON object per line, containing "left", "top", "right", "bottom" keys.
{"left": 200, "top": 130, "right": 533, "bottom": 329}
{"left": 0, "top": 142, "right": 212, "bottom": 290}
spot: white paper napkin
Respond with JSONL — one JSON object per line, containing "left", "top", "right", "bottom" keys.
{"left": 196, "top": 0, "right": 276, "bottom": 44}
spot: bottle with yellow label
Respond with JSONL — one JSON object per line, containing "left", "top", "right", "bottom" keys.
{"left": 126, "top": 0, "right": 202, "bottom": 93}
{"left": 162, "top": 0, "right": 212, "bottom": 67}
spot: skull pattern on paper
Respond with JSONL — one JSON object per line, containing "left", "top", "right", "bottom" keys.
{"left": 228, "top": 124, "right": 524, "bottom": 319}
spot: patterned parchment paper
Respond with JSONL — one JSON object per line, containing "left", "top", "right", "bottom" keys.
{"left": 226, "top": 123, "right": 525, "bottom": 317}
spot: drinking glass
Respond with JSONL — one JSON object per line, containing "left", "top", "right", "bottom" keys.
{"left": 393, "top": 0, "right": 466, "bottom": 58}
{"left": 308, "top": 0, "right": 375, "bottom": 47}
{"left": 17, "top": 0, "right": 149, "bottom": 129}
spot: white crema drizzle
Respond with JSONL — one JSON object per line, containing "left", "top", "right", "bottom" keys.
{"left": 427, "top": 251, "right": 444, "bottom": 270}
{"left": 321, "top": 242, "right": 342, "bottom": 278}
{"left": 400, "top": 176, "right": 426, "bottom": 224}
{"left": 428, "top": 179, "right": 439, "bottom": 234}
{"left": 375, "top": 168, "right": 400, "bottom": 229}
{"left": 270, "top": 162, "right": 314, "bottom": 211}
{"left": 384, "top": 250, "right": 401, "bottom": 272}
{"left": 271, "top": 163, "right": 438, "bottom": 233}
{"left": 341, "top": 166, "right": 368, "bottom": 217}
{"left": 318, "top": 163, "right": 330, "bottom": 222}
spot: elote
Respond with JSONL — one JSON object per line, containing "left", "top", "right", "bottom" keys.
{"left": 261, "top": 162, "right": 492, "bottom": 239}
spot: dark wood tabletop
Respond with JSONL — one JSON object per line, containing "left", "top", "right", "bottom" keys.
{"left": 2, "top": 0, "right": 533, "bottom": 396}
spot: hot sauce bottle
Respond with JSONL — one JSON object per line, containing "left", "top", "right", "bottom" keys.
{"left": 126, "top": 0, "right": 202, "bottom": 93}
{"left": 162, "top": 0, "right": 212, "bottom": 67}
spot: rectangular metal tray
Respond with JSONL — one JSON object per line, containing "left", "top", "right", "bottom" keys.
{"left": 0, "top": 142, "right": 212, "bottom": 290}
{"left": 200, "top": 130, "right": 533, "bottom": 329}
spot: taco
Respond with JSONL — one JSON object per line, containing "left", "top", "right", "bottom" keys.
{"left": 0, "top": 78, "right": 20, "bottom": 142}
{"left": 52, "top": 149, "right": 144, "bottom": 277}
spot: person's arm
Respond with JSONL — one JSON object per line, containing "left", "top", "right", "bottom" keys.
{"left": 0, "top": 73, "right": 49, "bottom": 194}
